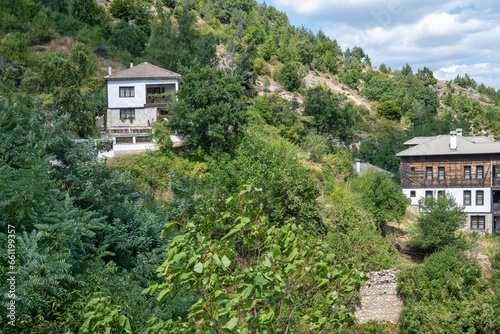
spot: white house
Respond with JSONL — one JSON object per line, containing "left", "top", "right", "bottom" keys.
{"left": 104, "top": 62, "right": 181, "bottom": 143}
{"left": 396, "top": 129, "right": 500, "bottom": 233}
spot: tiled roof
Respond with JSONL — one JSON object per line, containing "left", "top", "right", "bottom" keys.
{"left": 397, "top": 135, "right": 500, "bottom": 157}
{"left": 104, "top": 62, "right": 181, "bottom": 80}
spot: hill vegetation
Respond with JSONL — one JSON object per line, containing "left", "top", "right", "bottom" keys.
{"left": 2, "top": 0, "right": 500, "bottom": 333}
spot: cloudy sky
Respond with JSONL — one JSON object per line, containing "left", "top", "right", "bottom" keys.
{"left": 266, "top": 0, "right": 500, "bottom": 89}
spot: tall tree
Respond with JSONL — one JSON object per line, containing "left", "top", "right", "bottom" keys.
{"left": 303, "top": 85, "right": 360, "bottom": 143}
{"left": 159, "top": 64, "right": 247, "bottom": 153}
{"left": 144, "top": 7, "right": 216, "bottom": 72}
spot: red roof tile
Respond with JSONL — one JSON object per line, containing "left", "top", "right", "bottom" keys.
{"left": 104, "top": 62, "right": 181, "bottom": 80}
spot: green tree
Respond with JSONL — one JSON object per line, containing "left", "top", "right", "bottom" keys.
{"left": 277, "top": 61, "right": 301, "bottom": 91}
{"left": 398, "top": 247, "right": 497, "bottom": 333}
{"left": 379, "top": 63, "right": 389, "bottom": 74}
{"left": 198, "top": 131, "right": 320, "bottom": 228}
{"left": 160, "top": 64, "right": 246, "bottom": 153}
{"left": 361, "top": 74, "right": 399, "bottom": 102}
{"left": 144, "top": 7, "right": 216, "bottom": 73}
{"left": 377, "top": 100, "right": 402, "bottom": 121}
{"left": 411, "top": 193, "right": 467, "bottom": 251}
{"left": 144, "top": 186, "right": 367, "bottom": 333}
{"left": 109, "top": 21, "right": 147, "bottom": 57}
{"left": 401, "top": 63, "right": 412, "bottom": 76}
{"left": 416, "top": 66, "right": 437, "bottom": 86}
{"left": 304, "top": 85, "right": 360, "bottom": 143}
{"left": 354, "top": 171, "right": 410, "bottom": 232}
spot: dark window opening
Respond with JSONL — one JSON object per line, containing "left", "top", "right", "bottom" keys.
{"left": 471, "top": 216, "right": 485, "bottom": 230}
{"left": 476, "top": 191, "right": 484, "bottom": 206}
{"left": 119, "top": 87, "right": 135, "bottom": 97}
{"left": 464, "top": 166, "right": 471, "bottom": 179}
{"left": 477, "top": 166, "right": 483, "bottom": 179}
{"left": 464, "top": 190, "right": 471, "bottom": 205}
{"left": 410, "top": 191, "right": 416, "bottom": 197}
{"left": 425, "top": 191, "right": 433, "bottom": 198}
{"left": 120, "top": 109, "right": 135, "bottom": 119}
{"left": 438, "top": 167, "right": 445, "bottom": 180}
{"left": 410, "top": 167, "right": 415, "bottom": 172}
{"left": 438, "top": 190, "right": 445, "bottom": 198}
{"left": 426, "top": 167, "right": 433, "bottom": 180}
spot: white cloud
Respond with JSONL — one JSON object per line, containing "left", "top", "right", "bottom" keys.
{"left": 267, "top": 0, "right": 500, "bottom": 88}
{"left": 435, "top": 63, "right": 500, "bottom": 88}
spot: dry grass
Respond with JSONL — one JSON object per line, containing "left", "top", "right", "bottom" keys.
{"left": 97, "top": 56, "right": 127, "bottom": 75}
{"left": 46, "top": 36, "right": 74, "bottom": 53}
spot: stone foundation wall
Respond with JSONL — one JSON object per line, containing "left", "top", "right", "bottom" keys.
{"left": 353, "top": 270, "right": 403, "bottom": 323}
{"left": 107, "top": 107, "right": 157, "bottom": 129}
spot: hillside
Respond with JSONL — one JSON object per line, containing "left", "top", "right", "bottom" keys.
{"left": 2, "top": 1, "right": 500, "bottom": 333}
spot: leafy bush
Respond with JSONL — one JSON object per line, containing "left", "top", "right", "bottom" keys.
{"left": 161, "top": 64, "right": 247, "bottom": 153}
{"left": 353, "top": 171, "right": 410, "bottom": 231}
{"left": 303, "top": 85, "right": 361, "bottom": 143}
{"left": 277, "top": 61, "right": 301, "bottom": 91}
{"left": 144, "top": 186, "right": 367, "bottom": 333}
{"left": 109, "top": 21, "right": 147, "bottom": 57}
{"left": 377, "top": 100, "right": 402, "bottom": 121}
{"left": 410, "top": 194, "right": 467, "bottom": 252}
{"left": 201, "top": 131, "right": 321, "bottom": 229}
{"left": 323, "top": 184, "right": 400, "bottom": 270}
{"left": 398, "top": 247, "right": 499, "bottom": 333}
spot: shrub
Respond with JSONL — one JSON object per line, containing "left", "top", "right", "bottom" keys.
{"left": 353, "top": 171, "right": 410, "bottom": 231}
{"left": 398, "top": 247, "right": 498, "bottom": 333}
{"left": 377, "top": 100, "right": 402, "bottom": 121}
{"left": 410, "top": 193, "right": 467, "bottom": 252}
{"left": 277, "top": 61, "right": 301, "bottom": 91}
{"left": 199, "top": 131, "right": 321, "bottom": 229}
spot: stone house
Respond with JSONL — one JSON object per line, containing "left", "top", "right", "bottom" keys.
{"left": 104, "top": 62, "right": 181, "bottom": 143}
{"left": 397, "top": 129, "right": 500, "bottom": 233}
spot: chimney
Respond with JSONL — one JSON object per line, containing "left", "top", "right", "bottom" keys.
{"left": 457, "top": 128, "right": 463, "bottom": 136}
{"left": 450, "top": 131, "right": 457, "bottom": 151}
{"left": 130, "top": 62, "right": 133, "bottom": 68}
{"left": 354, "top": 159, "right": 361, "bottom": 173}
{"left": 108, "top": 66, "right": 112, "bottom": 75}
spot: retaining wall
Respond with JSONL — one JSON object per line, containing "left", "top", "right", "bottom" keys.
{"left": 353, "top": 270, "right": 403, "bottom": 323}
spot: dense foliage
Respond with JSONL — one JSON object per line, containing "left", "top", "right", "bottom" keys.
{"left": 398, "top": 247, "right": 500, "bottom": 333}
{"left": 2, "top": 0, "right": 500, "bottom": 332}
{"left": 410, "top": 194, "right": 467, "bottom": 252}
{"left": 159, "top": 64, "right": 247, "bottom": 153}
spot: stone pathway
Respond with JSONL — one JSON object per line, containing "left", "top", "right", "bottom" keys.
{"left": 353, "top": 270, "right": 403, "bottom": 323}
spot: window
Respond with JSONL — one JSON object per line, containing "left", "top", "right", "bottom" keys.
{"left": 410, "top": 191, "right": 416, "bottom": 197}
{"left": 476, "top": 190, "right": 484, "bottom": 205}
{"left": 464, "top": 190, "right": 471, "bottom": 205}
{"left": 438, "top": 190, "right": 445, "bottom": 198}
{"left": 438, "top": 167, "right": 445, "bottom": 180}
{"left": 471, "top": 216, "right": 485, "bottom": 230}
{"left": 464, "top": 166, "right": 471, "bottom": 179}
{"left": 425, "top": 191, "right": 433, "bottom": 198}
{"left": 410, "top": 167, "right": 415, "bottom": 172}
{"left": 426, "top": 167, "right": 433, "bottom": 180}
{"left": 120, "top": 109, "right": 135, "bottom": 119}
{"left": 477, "top": 166, "right": 483, "bottom": 179}
{"left": 119, "top": 87, "right": 135, "bottom": 97}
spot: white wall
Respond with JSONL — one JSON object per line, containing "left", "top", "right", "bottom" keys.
{"left": 403, "top": 187, "right": 491, "bottom": 212}
{"left": 107, "top": 79, "right": 178, "bottom": 109}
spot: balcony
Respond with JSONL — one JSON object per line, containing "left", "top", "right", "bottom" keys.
{"left": 146, "top": 93, "right": 174, "bottom": 106}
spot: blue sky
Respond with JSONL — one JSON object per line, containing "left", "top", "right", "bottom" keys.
{"left": 265, "top": 0, "right": 500, "bottom": 89}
